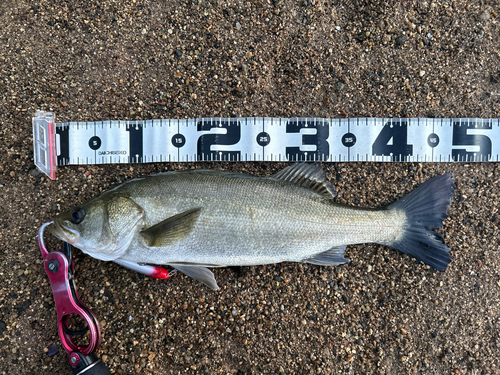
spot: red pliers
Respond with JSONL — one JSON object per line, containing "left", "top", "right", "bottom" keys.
{"left": 39, "top": 222, "right": 109, "bottom": 374}
{"left": 39, "top": 222, "right": 174, "bottom": 374}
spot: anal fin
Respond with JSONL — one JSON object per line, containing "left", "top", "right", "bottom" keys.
{"left": 172, "top": 265, "right": 219, "bottom": 290}
{"left": 303, "top": 245, "right": 349, "bottom": 266}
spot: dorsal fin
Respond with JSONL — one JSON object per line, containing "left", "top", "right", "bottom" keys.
{"left": 271, "top": 163, "right": 337, "bottom": 200}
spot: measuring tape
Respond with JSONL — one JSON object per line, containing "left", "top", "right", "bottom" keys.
{"left": 32, "top": 110, "right": 499, "bottom": 180}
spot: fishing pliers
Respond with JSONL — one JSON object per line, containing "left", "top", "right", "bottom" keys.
{"left": 39, "top": 222, "right": 174, "bottom": 374}
{"left": 39, "top": 222, "right": 110, "bottom": 374}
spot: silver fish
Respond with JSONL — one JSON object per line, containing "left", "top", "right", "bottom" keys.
{"left": 49, "top": 164, "right": 454, "bottom": 289}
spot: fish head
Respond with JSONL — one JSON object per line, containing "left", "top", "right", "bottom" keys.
{"left": 49, "top": 194, "right": 144, "bottom": 261}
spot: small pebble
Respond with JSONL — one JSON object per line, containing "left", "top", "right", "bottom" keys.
{"left": 47, "top": 345, "right": 59, "bottom": 357}
{"left": 395, "top": 35, "right": 407, "bottom": 47}
{"left": 479, "top": 10, "right": 490, "bottom": 21}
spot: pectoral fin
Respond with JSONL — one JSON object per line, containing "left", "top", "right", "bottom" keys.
{"left": 172, "top": 265, "right": 219, "bottom": 290}
{"left": 140, "top": 208, "right": 202, "bottom": 247}
{"left": 303, "top": 245, "right": 349, "bottom": 266}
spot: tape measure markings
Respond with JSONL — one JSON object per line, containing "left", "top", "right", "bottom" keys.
{"left": 33, "top": 112, "right": 500, "bottom": 180}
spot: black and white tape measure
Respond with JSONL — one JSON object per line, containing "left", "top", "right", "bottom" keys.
{"left": 32, "top": 110, "right": 499, "bottom": 180}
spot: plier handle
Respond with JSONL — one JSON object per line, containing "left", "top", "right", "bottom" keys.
{"left": 39, "top": 222, "right": 109, "bottom": 374}
{"left": 39, "top": 222, "right": 101, "bottom": 356}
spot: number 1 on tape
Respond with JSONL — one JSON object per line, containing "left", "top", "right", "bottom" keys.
{"left": 32, "top": 110, "right": 499, "bottom": 180}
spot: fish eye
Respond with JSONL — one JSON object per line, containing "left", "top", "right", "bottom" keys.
{"left": 70, "top": 208, "right": 85, "bottom": 224}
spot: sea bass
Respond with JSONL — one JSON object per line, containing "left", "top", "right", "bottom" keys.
{"left": 49, "top": 164, "right": 454, "bottom": 289}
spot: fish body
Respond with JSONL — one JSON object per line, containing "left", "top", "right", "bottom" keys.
{"left": 50, "top": 164, "right": 454, "bottom": 289}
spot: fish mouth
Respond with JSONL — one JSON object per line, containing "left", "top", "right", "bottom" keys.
{"left": 48, "top": 219, "right": 79, "bottom": 244}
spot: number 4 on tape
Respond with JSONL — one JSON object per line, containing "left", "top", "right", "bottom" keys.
{"left": 32, "top": 110, "right": 499, "bottom": 180}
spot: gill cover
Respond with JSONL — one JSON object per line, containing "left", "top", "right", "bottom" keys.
{"left": 52, "top": 194, "right": 144, "bottom": 262}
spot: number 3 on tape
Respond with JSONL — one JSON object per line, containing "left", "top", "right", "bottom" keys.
{"left": 32, "top": 111, "right": 499, "bottom": 180}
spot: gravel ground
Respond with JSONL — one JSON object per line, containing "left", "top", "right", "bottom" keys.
{"left": 1, "top": 0, "right": 500, "bottom": 374}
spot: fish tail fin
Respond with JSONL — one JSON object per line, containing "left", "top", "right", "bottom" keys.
{"left": 385, "top": 174, "right": 454, "bottom": 271}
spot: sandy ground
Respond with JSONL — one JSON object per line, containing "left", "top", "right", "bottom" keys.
{"left": 1, "top": 0, "right": 500, "bottom": 374}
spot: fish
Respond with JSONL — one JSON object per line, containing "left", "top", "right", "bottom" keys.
{"left": 48, "top": 164, "right": 454, "bottom": 290}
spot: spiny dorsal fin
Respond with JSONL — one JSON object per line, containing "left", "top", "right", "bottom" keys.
{"left": 140, "top": 207, "right": 202, "bottom": 247}
{"left": 271, "top": 163, "right": 337, "bottom": 200}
